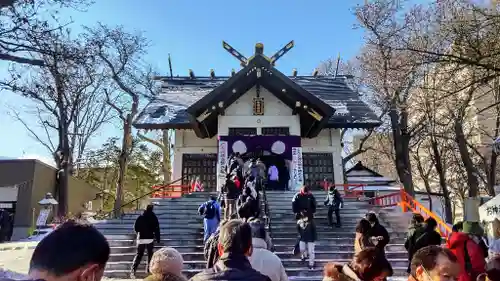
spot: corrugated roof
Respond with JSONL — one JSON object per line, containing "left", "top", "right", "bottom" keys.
{"left": 134, "top": 76, "right": 381, "bottom": 129}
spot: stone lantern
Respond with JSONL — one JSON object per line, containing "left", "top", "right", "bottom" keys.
{"left": 36, "top": 193, "right": 58, "bottom": 227}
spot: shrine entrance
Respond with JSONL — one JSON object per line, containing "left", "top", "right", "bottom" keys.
{"left": 218, "top": 135, "right": 302, "bottom": 191}
{"left": 241, "top": 148, "right": 289, "bottom": 191}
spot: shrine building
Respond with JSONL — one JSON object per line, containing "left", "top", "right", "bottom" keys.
{"left": 133, "top": 42, "right": 381, "bottom": 191}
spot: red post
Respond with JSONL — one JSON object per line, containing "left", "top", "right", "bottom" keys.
{"left": 400, "top": 188, "right": 407, "bottom": 212}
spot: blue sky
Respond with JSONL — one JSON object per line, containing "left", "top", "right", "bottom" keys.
{"left": 0, "top": 0, "right": 367, "bottom": 165}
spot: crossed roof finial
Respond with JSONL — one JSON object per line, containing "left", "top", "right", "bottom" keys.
{"left": 221, "top": 40, "right": 295, "bottom": 67}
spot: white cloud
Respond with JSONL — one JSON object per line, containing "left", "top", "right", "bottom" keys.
{"left": 20, "top": 154, "right": 56, "bottom": 168}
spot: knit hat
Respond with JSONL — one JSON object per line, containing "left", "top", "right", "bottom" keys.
{"left": 149, "top": 247, "right": 184, "bottom": 276}
{"left": 462, "top": 221, "right": 485, "bottom": 236}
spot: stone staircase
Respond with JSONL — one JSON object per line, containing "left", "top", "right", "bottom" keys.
{"left": 96, "top": 190, "right": 409, "bottom": 280}
{"left": 265, "top": 191, "right": 408, "bottom": 280}
{"left": 97, "top": 192, "right": 213, "bottom": 279}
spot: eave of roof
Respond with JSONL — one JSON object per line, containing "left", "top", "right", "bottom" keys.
{"left": 133, "top": 75, "right": 381, "bottom": 131}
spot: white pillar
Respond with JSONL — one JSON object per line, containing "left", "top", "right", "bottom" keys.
{"left": 330, "top": 129, "right": 344, "bottom": 185}
{"left": 464, "top": 197, "right": 481, "bottom": 221}
{"left": 172, "top": 130, "right": 184, "bottom": 182}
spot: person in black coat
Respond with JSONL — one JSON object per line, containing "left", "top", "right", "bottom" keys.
{"left": 366, "top": 212, "right": 390, "bottom": 255}
{"left": 292, "top": 186, "right": 317, "bottom": 220}
{"left": 413, "top": 217, "right": 442, "bottom": 251}
{"left": 223, "top": 178, "right": 239, "bottom": 220}
{"left": 190, "top": 219, "right": 270, "bottom": 281}
{"left": 130, "top": 204, "right": 160, "bottom": 277}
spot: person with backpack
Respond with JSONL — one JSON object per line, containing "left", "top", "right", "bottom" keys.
{"left": 323, "top": 186, "right": 344, "bottom": 227}
{"left": 447, "top": 221, "right": 487, "bottom": 281}
{"left": 198, "top": 195, "right": 221, "bottom": 242}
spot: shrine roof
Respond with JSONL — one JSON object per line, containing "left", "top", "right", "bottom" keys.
{"left": 133, "top": 75, "right": 381, "bottom": 130}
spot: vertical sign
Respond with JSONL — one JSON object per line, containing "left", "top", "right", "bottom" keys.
{"left": 217, "top": 140, "right": 228, "bottom": 192}
{"left": 292, "top": 147, "right": 304, "bottom": 190}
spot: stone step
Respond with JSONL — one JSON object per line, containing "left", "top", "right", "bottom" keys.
{"left": 95, "top": 223, "right": 204, "bottom": 230}
{"left": 107, "top": 250, "right": 407, "bottom": 262}
{"left": 267, "top": 231, "right": 405, "bottom": 239}
{"left": 270, "top": 237, "right": 407, "bottom": 245}
{"left": 106, "top": 258, "right": 408, "bottom": 272}
{"left": 106, "top": 238, "right": 204, "bottom": 247}
{"left": 108, "top": 243, "right": 407, "bottom": 254}
{"left": 95, "top": 219, "right": 204, "bottom": 225}
{"left": 99, "top": 229, "right": 203, "bottom": 236}
{"left": 110, "top": 244, "right": 204, "bottom": 253}
{"left": 120, "top": 213, "right": 207, "bottom": 219}
{"left": 104, "top": 233, "right": 203, "bottom": 240}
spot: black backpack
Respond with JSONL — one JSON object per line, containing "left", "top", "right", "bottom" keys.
{"left": 204, "top": 201, "right": 216, "bottom": 219}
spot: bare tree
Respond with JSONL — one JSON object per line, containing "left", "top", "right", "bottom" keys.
{"left": 137, "top": 130, "right": 173, "bottom": 185}
{"left": 1, "top": 28, "right": 110, "bottom": 216}
{"left": 87, "top": 24, "right": 157, "bottom": 218}
{"left": 402, "top": 0, "right": 500, "bottom": 77}
{"left": 354, "top": 0, "right": 427, "bottom": 195}
{"left": 0, "top": 0, "right": 92, "bottom": 66}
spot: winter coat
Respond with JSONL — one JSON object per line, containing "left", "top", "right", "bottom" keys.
{"left": 189, "top": 253, "right": 271, "bottom": 281}
{"left": 144, "top": 273, "right": 188, "bottom": 281}
{"left": 292, "top": 192, "right": 317, "bottom": 218}
{"left": 405, "top": 223, "right": 429, "bottom": 272}
{"left": 134, "top": 209, "right": 160, "bottom": 242}
{"left": 324, "top": 190, "right": 344, "bottom": 209}
{"left": 204, "top": 229, "right": 220, "bottom": 269}
{"left": 249, "top": 238, "right": 288, "bottom": 281}
{"left": 354, "top": 232, "right": 374, "bottom": 255}
{"left": 223, "top": 179, "right": 239, "bottom": 200}
{"left": 198, "top": 200, "right": 221, "bottom": 221}
{"left": 237, "top": 196, "right": 259, "bottom": 219}
{"left": 447, "top": 232, "right": 486, "bottom": 281}
{"left": 413, "top": 228, "right": 442, "bottom": 251}
{"left": 323, "top": 263, "right": 365, "bottom": 281}
{"left": 367, "top": 222, "right": 390, "bottom": 252}
{"left": 297, "top": 216, "right": 317, "bottom": 243}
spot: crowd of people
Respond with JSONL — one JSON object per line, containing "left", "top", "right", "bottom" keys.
{"left": 5, "top": 217, "right": 500, "bottom": 281}
{"left": 6, "top": 152, "right": 500, "bottom": 281}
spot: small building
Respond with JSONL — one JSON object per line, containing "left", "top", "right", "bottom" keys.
{"left": 345, "top": 161, "right": 399, "bottom": 197}
{"left": 134, "top": 42, "right": 381, "bottom": 191}
{"left": 0, "top": 159, "right": 100, "bottom": 240}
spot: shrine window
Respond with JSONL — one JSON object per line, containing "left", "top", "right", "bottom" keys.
{"left": 302, "top": 153, "right": 334, "bottom": 190}
{"left": 261, "top": 127, "right": 290, "bottom": 136}
{"left": 228, "top": 127, "right": 257, "bottom": 136}
{"left": 182, "top": 153, "right": 217, "bottom": 191}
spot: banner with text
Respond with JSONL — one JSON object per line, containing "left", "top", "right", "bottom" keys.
{"left": 292, "top": 147, "right": 304, "bottom": 190}
{"left": 217, "top": 140, "right": 228, "bottom": 191}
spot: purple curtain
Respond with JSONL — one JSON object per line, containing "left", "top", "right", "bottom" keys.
{"left": 218, "top": 136, "right": 301, "bottom": 160}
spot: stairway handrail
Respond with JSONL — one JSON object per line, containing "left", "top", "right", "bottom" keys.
{"left": 98, "top": 175, "right": 188, "bottom": 219}
{"left": 261, "top": 180, "right": 272, "bottom": 239}
{"left": 368, "top": 188, "right": 452, "bottom": 239}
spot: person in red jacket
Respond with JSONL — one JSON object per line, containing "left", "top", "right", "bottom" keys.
{"left": 446, "top": 221, "right": 486, "bottom": 281}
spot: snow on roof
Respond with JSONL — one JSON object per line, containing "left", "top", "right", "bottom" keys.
{"left": 347, "top": 176, "right": 395, "bottom": 182}
{"left": 134, "top": 76, "right": 381, "bottom": 129}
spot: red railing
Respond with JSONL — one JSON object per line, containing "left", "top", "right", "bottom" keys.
{"left": 369, "top": 189, "right": 452, "bottom": 239}
{"left": 150, "top": 184, "right": 192, "bottom": 198}
{"left": 323, "top": 183, "right": 366, "bottom": 199}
